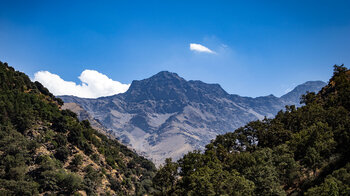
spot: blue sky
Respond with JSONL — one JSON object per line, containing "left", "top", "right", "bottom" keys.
{"left": 0, "top": 0, "right": 349, "bottom": 97}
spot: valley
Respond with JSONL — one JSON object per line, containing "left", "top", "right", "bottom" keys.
{"left": 60, "top": 71, "right": 325, "bottom": 165}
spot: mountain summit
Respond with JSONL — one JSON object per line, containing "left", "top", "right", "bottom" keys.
{"left": 124, "top": 71, "right": 189, "bottom": 104}
{"left": 281, "top": 81, "right": 327, "bottom": 104}
{"left": 60, "top": 71, "right": 326, "bottom": 165}
{"left": 124, "top": 71, "right": 228, "bottom": 105}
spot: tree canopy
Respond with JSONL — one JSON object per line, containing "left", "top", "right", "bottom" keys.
{"left": 151, "top": 65, "right": 350, "bottom": 195}
{"left": 0, "top": 61, "right": 156, "bottom": 195}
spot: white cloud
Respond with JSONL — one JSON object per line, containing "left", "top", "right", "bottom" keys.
{"left": 190, "top": 43, "right": 215, "bottom": 54}
{"left": 34, "top": 70, "right": 130, "bottom": 98}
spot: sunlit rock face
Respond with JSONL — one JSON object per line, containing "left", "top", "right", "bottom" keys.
{"left": 60, "top": 71, "right": 326, "bottom": 166}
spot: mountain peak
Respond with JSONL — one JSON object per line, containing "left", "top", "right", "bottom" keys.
{"left": 132, "top": 71, "right": 185, "bottom": 86}
{"left": 145, "top": 71, "right": 185, "bottom": 84}
{"left": 281, "top": 80, "right": 326, "bottom": 104}
{"left": 124, "top": 71, "right": 229, "bottom": 105}
{"left": 303, "top": 80, "right": 326, "bottom": 86}
{"left": 152, "top": 71, "right": 181, "bottom": 79}
{"left": 60, "top": 71, "right": 328, "bottom": 166}
{"left": 123, "top": 71, "right": 188, "bottom": 103}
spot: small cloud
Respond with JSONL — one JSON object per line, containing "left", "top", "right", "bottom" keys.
{"left": 34, "top": 70, "right": 130, "bottom": 98}
{"left": 190, "top": 43, "right": 215, "bottom": 54}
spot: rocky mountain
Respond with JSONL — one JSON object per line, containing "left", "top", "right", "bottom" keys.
{"left": 150, "top": 65, "right": 350, "bottom": 195}
{"left": 280, "top": 81, "right": 327, "bottom": 105}
{"left": 61, "top": 102, "right": 114, "bottom": 138}
{"left": 60, "top": 71, "right": 326, "bottom": 166}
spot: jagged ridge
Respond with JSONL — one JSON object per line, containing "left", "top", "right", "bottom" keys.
{"left": 60, "top": 71, "right": 326, "bottom": 166}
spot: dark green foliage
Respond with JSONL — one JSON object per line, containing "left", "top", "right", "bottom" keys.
{"left": 152, "top": 65, "right": 350, "bottom": 195}
{"left": 57, "top": 171, "right": 83, "bottom": 194}
{"left": 70, "top": 154, "right": 83, "bottom": 172}
{"left": 0, "top": 179, "right": 39, "bottom": 195}
{"left": 54, "top": 146, "right": 70, "bottom": 162}
{"left": 152, "top": 158, "right": 179, "bottom": 195}
{"left": 0, "top": 61, "right": 156, "bottom": 194}
{"left": 55, "top": 133, "right": 67, "bottom": 146}
{"left": 305, "top": 163, "right": 350, "bottom": 195}
{"left": 83, "top": 165, "right": 103, "bottom": 194}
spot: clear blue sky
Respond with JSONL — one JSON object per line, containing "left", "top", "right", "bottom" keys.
{"left": 1, "top": 0, "right": 349, "bottom": 97}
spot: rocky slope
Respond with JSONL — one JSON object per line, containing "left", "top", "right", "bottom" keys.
{"left": 0, "top": 61, "right": 156, "bottom": 195}
{"left": 150, "top": 65, "right": 350, "bottom": 196}
{"left": 60, "top": 71, "right": 326, "bottom": 166}
{"left": 62, "top": 102, "right": 114, "bottom": 138}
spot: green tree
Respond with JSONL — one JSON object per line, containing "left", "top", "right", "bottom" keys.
{"left": 152, "top": 158, "right": 179, "bottom": 195}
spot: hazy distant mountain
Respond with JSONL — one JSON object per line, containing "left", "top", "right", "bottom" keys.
{"left": 60, "top": 71, "right": 326, "bottom": 165}
{"left": 280, "top": 81, "right": 326, "bottom": 105}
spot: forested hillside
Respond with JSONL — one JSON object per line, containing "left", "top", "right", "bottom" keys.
{"left": 0, "top": 61, "right": 156, "bottom": 195}
{"left": 152, "top": 65, "right": 350, "bottom": 195}
{"left": 1, "top": 60, "right": 348, "bottom": 195}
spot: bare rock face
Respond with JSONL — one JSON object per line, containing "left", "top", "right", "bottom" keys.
{"left": 60, "top": 71, "right": 325, "bottom": 166}
{"left": 61, "top": 102, "right": 114, "bottom": 138}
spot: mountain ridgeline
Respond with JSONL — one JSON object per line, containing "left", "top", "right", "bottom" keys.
{"left": 60, "top": 71, "right": 325, "bottom": 165}
{"left": 151, "top": 65, "right": 350, "bottom": 195}
{"left": 1, "top": 60, "right": 348, "bottom": 196}
{"left": 0, "top": 61, "right": 156, "bottom": 195}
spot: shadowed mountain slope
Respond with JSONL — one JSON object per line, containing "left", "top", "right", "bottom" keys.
{"left": 150, "top": 65, "right": 350, "bottom": 195}
{"left": 60, "top": 71, "right": 326, "bottom": 165}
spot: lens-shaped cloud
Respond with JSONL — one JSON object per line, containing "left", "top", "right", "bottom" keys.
{"left": 190, "top": 43, "right": 215, "bottom": 54}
